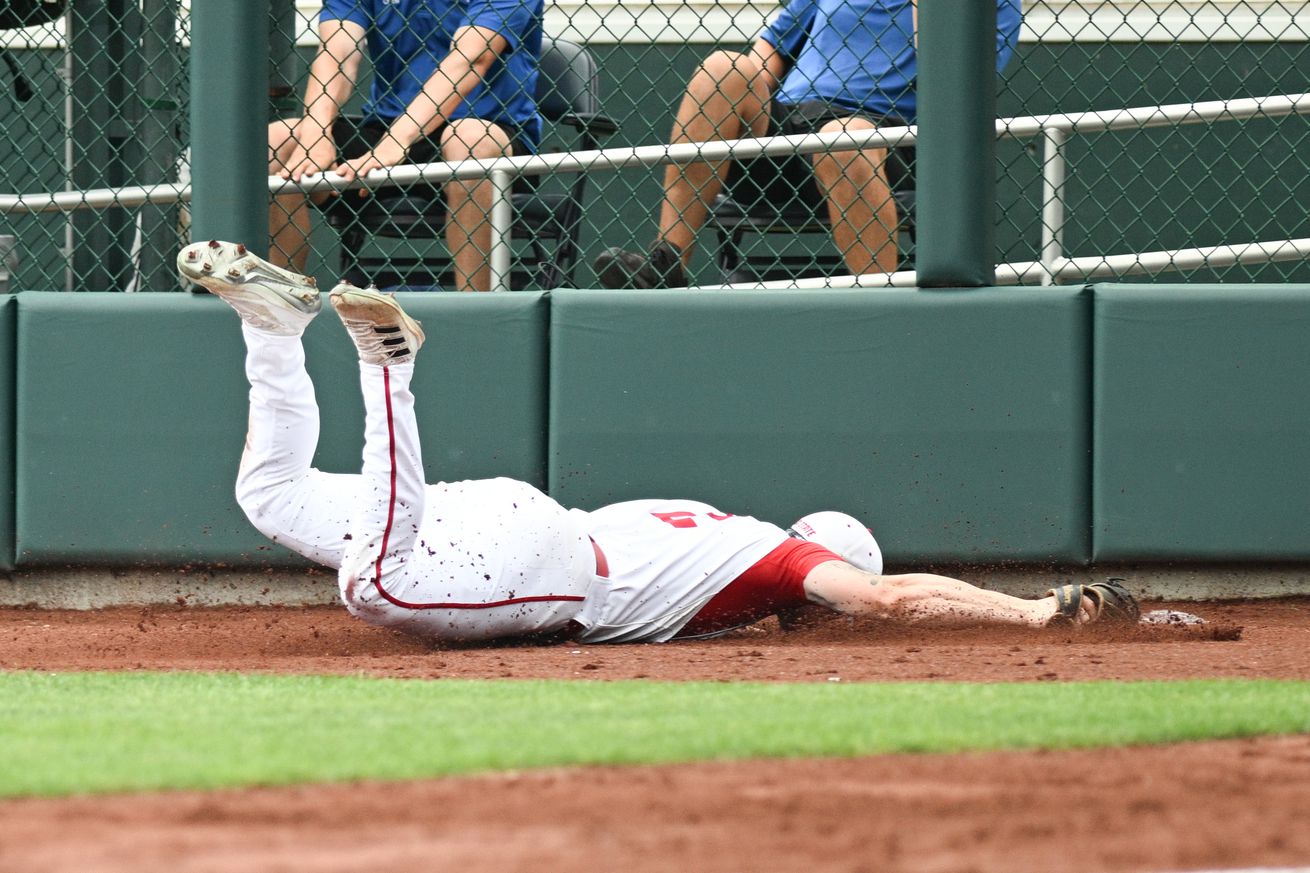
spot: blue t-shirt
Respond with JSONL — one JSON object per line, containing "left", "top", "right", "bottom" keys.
{"left": 759, "top": 0, "right": 1023, "bottom": 121}
{"left": 321, "top": 0, "right": 543, "bottom": 150}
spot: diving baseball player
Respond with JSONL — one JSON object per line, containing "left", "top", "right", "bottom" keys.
{"left": 178, "top": 241, "right": 1139, "bottom": 644}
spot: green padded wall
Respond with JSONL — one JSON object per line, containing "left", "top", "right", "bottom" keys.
{"left": 0, "top": 296, "right": 13, "bottom": 571}
{"left": 549, "top": 287, "right": 1091, "bottom": 565}
{"left": 1093, "top": 284, "right": 1310, "bottom": 561}
{"left": 15, "top": 292, "right": 546, "bottom": 567}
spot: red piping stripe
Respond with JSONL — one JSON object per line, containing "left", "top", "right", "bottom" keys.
{"left": 369, "top": 366, "right": 584, "bottom": 612}
{"left": 393, "top": 594, "right": 586, "bottom": 610}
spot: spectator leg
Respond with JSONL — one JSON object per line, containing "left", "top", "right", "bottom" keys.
{"left": 268, "top": 119, "right": 315, "bottom": 272}
{"left": 656, "top": 50, "right": 775, "bottom": 261}
{"left": 811, "top": 116, "right": 900, "bottom": 276}
{"left": 443, "top": 119, "right": 515, "bottom": 292}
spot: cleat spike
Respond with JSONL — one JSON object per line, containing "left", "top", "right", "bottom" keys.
{"left": 175, "top": 240, "right": 320, "bottom": 335}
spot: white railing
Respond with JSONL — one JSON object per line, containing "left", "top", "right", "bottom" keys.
{"left": 2, "top": 93, "right": 1308, "bottom": 292}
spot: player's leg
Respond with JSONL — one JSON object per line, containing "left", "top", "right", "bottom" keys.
{"left": 594, "top": 49, "right": 776, "bottom": 288}
{"left": 810, "top": 116, "right": 900, "bottom": 276}
{"left": 802, "top": 563, "right": 1140, "bottom": 628}
{"left": 327, "top": 286, "right": 596, "bottom": 642}
{"left": 440, "top": 119, "right": 516, "bottom": 293}
{"left": 326, "top": 283, "right": 427, "bottom": 606}
{"left": 178, "top": 240, "right": 358, "bottom": 568}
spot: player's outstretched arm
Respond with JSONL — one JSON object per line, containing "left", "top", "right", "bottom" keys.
{"left": 802, "top": 561, "right": 1061, "bottom": 628}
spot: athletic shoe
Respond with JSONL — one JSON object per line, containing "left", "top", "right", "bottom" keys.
{"left": 593, "top": 241, "right": 688, "bottom": 289}
{"left": 328, "top": 282, "right": 425, "bottom": 366}
{"left": 176, "top": 240, "right": 320, "bottom": 336}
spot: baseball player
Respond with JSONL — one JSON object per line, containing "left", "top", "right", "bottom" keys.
{"left": 178, "top": 240, "right": 1140, "bottom": 644}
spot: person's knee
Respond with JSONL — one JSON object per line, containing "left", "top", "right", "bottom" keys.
{"left": 815, "top": 119, "right": 885, "bottom": 179}
{"left": 693, "top": 49, "right": 768, "bottom": 94}
{"left": 441, "top": 119, "right": 513, "bottom": 163}
{"left": 820, "top": 117, "right": 877, "bottom": 135}
{"left": 699, "top": 49, "right": 749, "bottom": 78}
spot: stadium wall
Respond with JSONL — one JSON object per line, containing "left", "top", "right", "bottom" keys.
{"left": 1, "top": 284, "right": 1308, "bottom": 606}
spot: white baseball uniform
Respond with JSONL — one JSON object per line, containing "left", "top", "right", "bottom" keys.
{"left": 237, "top": 327, "right": 795, "bottom": 644}
{"left": 569, "top": 500, "right": 791, "bottom": 643}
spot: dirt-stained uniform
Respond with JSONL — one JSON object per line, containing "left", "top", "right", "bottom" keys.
{"left": 237, "top": 325, "right": 847, "bottom": 643}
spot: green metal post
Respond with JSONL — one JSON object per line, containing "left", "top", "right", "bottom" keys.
{"left": 188, "top": 0, "right": 270, "bottom": 256}
{"left": 915, "top": 0, "right": 997, "bottom": 287}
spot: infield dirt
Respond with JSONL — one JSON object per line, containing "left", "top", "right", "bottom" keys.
{"left": 1, "top": 597, "right": 1308, "bottom": 873}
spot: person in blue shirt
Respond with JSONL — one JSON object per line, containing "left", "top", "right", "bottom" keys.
{"left": 268, "top": 0, "right": 544, "bottom": 292}
{"left": 594, "top": 0, "right": 1022, "bottom": 288}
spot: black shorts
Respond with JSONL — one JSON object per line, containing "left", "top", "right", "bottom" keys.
{"left": 723, "top": 100, "right": 914, "bottom": 214}
{"left": 331, "top": 115, "right": 534, "bottom": 165}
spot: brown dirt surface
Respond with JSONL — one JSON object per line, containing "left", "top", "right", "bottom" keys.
{"left": 2, "top": 597, "right": 1308, "bottom": 873}
{"left": 0, "top": 598, "right": 1304, "bottom": 681}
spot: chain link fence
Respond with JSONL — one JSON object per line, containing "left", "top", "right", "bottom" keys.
{"left": 1, "top": 1, "right": 1307, "bottom": 292}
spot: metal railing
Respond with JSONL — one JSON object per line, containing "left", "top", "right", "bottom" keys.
{"left": 2, "top": 93, "right": 1307, "bottom": 292}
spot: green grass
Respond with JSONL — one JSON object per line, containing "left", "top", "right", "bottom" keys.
{"left": 1, "top": 671, "right": 1307, "bottom": 798}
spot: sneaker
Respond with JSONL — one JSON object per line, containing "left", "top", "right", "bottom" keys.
{"left": 593, "top": 241, "right": 688, "bottom": 289}
{"left": 328, "top": 282, "right": 425, "bottom": 366}
{"left": 176, "top": 240, "right": 320, "bottom": 336}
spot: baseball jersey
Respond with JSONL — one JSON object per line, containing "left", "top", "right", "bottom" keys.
{"left": 569, "top": 499, "right": 792, "bottom": 643}
{"left": 759, "top": 0, "right": 1023, "bottom": 121}
{"left": 321, "top": 0, "right": 544, "bottom": 149}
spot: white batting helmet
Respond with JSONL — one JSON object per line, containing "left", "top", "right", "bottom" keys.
{"left": 788, "top": 511, "right": 883, "bottom": 575}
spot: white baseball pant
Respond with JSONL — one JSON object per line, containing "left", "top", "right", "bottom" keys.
{"left": 235, "top": 326, "right": 595, "bottom": 642}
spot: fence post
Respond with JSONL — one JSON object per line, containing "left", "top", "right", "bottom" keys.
{"left": 915, "top": 0, "right": 997, "bottom": 287}
{"left": 188, "top": 0, "right": 270, "bottom": 258}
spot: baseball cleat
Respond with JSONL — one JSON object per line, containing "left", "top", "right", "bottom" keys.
{"left": 328, "top": 282, "right": 425, "bottom": 366}
{"left": 176, "top": 240, "right": 320, "bottom": 336}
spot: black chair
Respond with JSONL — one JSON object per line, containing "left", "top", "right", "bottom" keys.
{"left": 706, "top": 145, "right": 915, "bottom": 285}
{"left": 324, "top": 37, "right": 617, "bottom": 291}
